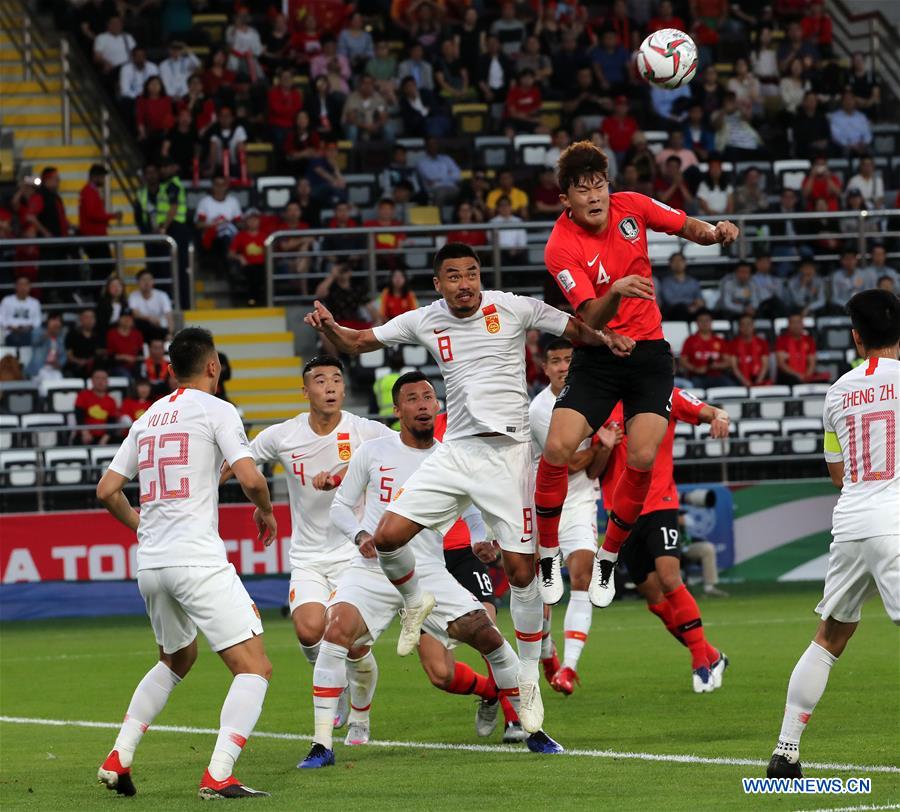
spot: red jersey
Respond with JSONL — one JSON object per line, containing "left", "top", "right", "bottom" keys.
{"left": 681, "top": 331, "right": 728, "bottom": 374}
{"left": 545, "top": 192, "right": 686, "bottom": 341}
{"left": 603, "top": 388, "right": 705, "bottom": 515}
{"left": 121, "top": 397, "right": 151, "bottom": 421}
{"left": 600, "top": 115, "right": 638, "bottom": 154}
{"left": 230, "top": 230, "right": 268, "bottom": 266}
{"left": 505, "top": 85, "right": 542, "bottom": 118}
{"left": 78, "top": 183, "right": 116, "bottom": 236}
{"left": 362, "top": 219, "right": 405, "bottom": 250}
{"left": 75, "top": 389, "right": 119, "bottom": 438}
{"left": 106, "top": 327, "right": 144, "bottom": 359}
{"left": 728, "top": 335, "right": 770, "bottom": 382}
{"left": 267, "top": 86, "right": 303, "bottom": 129}
{"left": 776, "top": 331, "right": 816, "bottom": 375}
{"left": 435, "top": 412, "right": 471, "bottom": 551}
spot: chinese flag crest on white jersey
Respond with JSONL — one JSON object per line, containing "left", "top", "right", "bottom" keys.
{"left": 482, "top": 303, "right": 501, "bottom": 334}
{"left": 337, "top": 432, "right": 352, "bottom": 461}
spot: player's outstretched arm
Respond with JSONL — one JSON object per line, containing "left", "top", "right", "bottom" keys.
{"left": 230, "top": 457, "right": 278, "bottom": 545}
{"left": 303, "top": 299, "right": 385, "bottom": 355}
{"left": 96, "top": 470, "right": 140, "bottom": 531}
{"left": 678, "top": 216, "right": 739, "bottom": 247}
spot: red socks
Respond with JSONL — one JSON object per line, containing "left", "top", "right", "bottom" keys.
{"left": 534, "top": 457, "right": 569, "bottom": 550}
{"left": 446, "top": 662, "right": 496, "bottom": 701}
{"left": 665, "top": 585, "right": 713, "bottom": 670}
{"left": 600, "top": 466, "right": 652, "bottom": 555}
{"left": 649, "top": 598, "right": 719, "bottom": 664}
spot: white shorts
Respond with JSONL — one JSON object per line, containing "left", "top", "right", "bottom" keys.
{"left": 288, "top": 547, "right": 357, "bottom": 613}
{"left": 558, "top": 502, "right": 598, "bottom": 559}
{"left": 328, "top": 562, "right": 484, "bottom": 649}
{"left": 815, "top": 535, "right": 900, "bottom": 625}
{"left": 389, "top": 435, "right": 536, "bottom": 554}
{"left": 138, "top": 564, "right": 263, "bottom": 654}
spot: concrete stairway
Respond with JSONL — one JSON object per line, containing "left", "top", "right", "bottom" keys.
{"left": 181, "top": 307, "right": 307, "bottom": 426}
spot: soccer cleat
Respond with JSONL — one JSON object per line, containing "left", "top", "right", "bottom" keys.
{"left": 502, "top": 721, "right": 527, "bottom": 743}
{"left": 710, "top": 652, "right": 729, "bottom": 689}
{"left": 526, "top": 730, "right": 565, "bottom": 754}
{"left": 538, "top": 550, "right": 564, "bottom": 605}
{"left": 333, "top": 686, "right": 349, "bottom": 729}
{"left": 588, "top": 550, "right": 618, "bottom": 608}
{"left": 704, "top": 585, "right": 730, "bottom": 598}
{"left": 516, "top": 677, "right": 544, "bottom": 734}
{"left": 198, "top": 770, "right": 270, "bottom": 799}
{"left": 97, "top": 750, "right": 136, "bottom": 797}
{"left": 475, "top": 698, "right": 500, "bottom": 737}
{"left": 396, "top": 592, "right": 436, "bottom": 656}
{"left": 692, "top": 665, "right": 714, "bottom": 693}
{"left": 344, "top": 721, "right": 370, "bottom": 746}
{"left": 541, "top": 647, "right": 560, "bottom": 686}
{"left": 767, "top": 754, "right": 802, "bottom": 779}
{"left": 550, "top": 666, "right": 580, "bottom": 696}
{"left": 297, "top": 743, "right": 336, "bottom": 769}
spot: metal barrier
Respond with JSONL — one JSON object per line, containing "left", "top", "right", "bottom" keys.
{"left": 0, "top": 234, "right": 181, "bottom": 311}
{"left": 264, "top": 209, "right": 900, "bottom": 308}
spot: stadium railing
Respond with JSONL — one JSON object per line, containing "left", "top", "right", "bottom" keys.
{"left": 0, "top": 234, "right": 184, "bottom": 311}
{"left": 263, "top": 209, "right": 900, "bottom": 307}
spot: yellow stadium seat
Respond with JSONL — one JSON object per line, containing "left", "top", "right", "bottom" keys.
{"left": 453, "top": 103, "right": 489, "bottom": 135}
{"left": 539, "top": 100, "right": 562, "bottom": 131}
{"left": 408, "top": 206, "right": 441, "bottom": 226}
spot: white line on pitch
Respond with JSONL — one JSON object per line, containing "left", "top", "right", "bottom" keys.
{"left": 1, "top": 716, "right": 898, "bottom": 775}
{"left": 806, "top": 805, "right": 900, "bottom": 812}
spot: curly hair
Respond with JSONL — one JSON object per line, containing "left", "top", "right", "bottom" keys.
{"left": 556, "top": 141, "right": 609, "bottom": 193}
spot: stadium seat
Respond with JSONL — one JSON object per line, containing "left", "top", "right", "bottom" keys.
{"left": 738, "top": 419, "right": 780, "bottom": 456}
{"left": 256, "top": 176, "right": 295, "bottom": 210}
{"left": 89, "top": 446, "right": 119, "bottom": 475}
{"left": 673, "top": 422, "right": 694, "bottom": 459}
{"left": 773, "top": 159, "right": 811, "bottom": 191}
{"left": 42, "top": 378, "right": 84, "bottom": 414}
{"left": 696, "top": 421, "right": 736, "bottom": 457}
{"left": 0, "top": 414, "right": 18, "bottom": 450}
{"left": 753, "top": 318, "right": 775, "bottom": 344}
{"left": 403, "top": 235, "right": 434, "bottom": 268}
{"left": 452, "top": 103, "right": 488, "bottom": 135}
{"left": 344, "top": 174, "right": 378, "bottom": 207}
{"left": 792, "top": 383, "right": 830, "bottom": 417}
{"left": 706, "top": 386, "right": 748, "bottom": 420}
{"left": 0, "top": 345, "right": 16, "bottom": 359}
{"left": 0, "top": 449, "right": 39, "bottom": 487}
{"left": 643, "top": 130, "right": 668, "bottom": 153}
{"left": 43, "top": 448, "right": 90, "bottom": 486}
{"left": 683, "top": 387, "right": 706, "bottom": 400}
{"left": 700, "top": 288, "right": 719, "bottom": 309}
{"left": 871, "top": 123, "right": 899, "bottom": 156}
{"left": 474, "top": 136, "right": 513, "bottom": 169}
{"left": 647, "top": 232, "right": 680, "bottom": 261}
{"left": 781, "top": 418, "right": 822, "bottom": 454}
{"left": 408, "top": 206, "right": 441, "bottom": 226}
{"left": 816, "top": 350, "right": 847, "bottom": 380}
{"left": 663, "top": 321, "right": 690, "bottom": 356}
{"left": 359, "top": 348, "right": 385, "bottom": 369}
{"left": 0, "top": 381, "right": 39, "bottom": 415}
{"left": 711, "top": 319, "right": 733, "bottom": 339}
{"left": 538, "top": 100, "right": 562, "bottom": 131}
{"left": 244, "top": 142, "right": 274, "bottom": 176}
{"left": 816, "top": 316, "right": 852, "bottom": 350}
{"left": 396, "top": 138, "right": 426, "bottom": 166}
{"left": 16, "top": 346, "right": 33, "bottom": 369}
{"left": 20, "top": 413, "right": 67, "bottom": 449}
{"left": 402, "top": 345, "right": 427, "bottom": 366}
{"left": 514, "top": 134, "right": 551, "bottom": 166}
{"left": 749, "top": 385, "right": 792, "bottom": 419}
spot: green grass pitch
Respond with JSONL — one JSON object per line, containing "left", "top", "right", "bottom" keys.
{"left": 1, "top": 583, "right": 897, "bottom": 810}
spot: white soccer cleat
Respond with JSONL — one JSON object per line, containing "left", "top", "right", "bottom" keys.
{"left": 692, "top": 666, "right": 714, "bottom": 693}
{"left": 517, "top": 678, "right": 544, "bottom": 734}
{"left": 711, "top": 653, "right": 729, "bottom": 690}
{"left": 588, "top": 549, "right": 618, "bottom": 608}
{"left": 344, "top": 721, "right": 370, "bottom": 746}
{"left": 538, "top": 549, "right": 564, "bottom": 605}
{"left": 396, "top": 592, "right": 436, "bottom": 656}
{"left": 502, "top": 721, "right": 527, "bottom": 743}
{"left": 475, "top": 698, "right": 500, "bottom": 737}
{"left": 333, "top": 686, "right": 349, "bottom": 729}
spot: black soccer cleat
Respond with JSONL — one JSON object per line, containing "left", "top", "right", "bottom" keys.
{"left": 767, "top": 754, "right": 803, "bottom": 779}
{"left": 98, "top": 750, "right": 136, "bottom": 797}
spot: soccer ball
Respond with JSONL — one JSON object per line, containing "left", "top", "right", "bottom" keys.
{"left": 637, "top": 28, "right": 698, "bottom": 89}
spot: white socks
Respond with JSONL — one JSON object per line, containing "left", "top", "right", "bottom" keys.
{"left": 299, "top": 641, "right": 320, "bottom": 667}
{"left": 540, "top": 613, "right": 554, "bottom": 660}
{"left": 376, "top": 546, "right": 424, "bottom": 606}
{"left": 207, "top": 673, "right": 269, "bottom": 782}
{"left": 114, "top": 661, "right": 181, "bottom": 767}
{"left": 563, "top": 591, "right": 592, "bottom": 671}
{"left": 312, "top": 640, "right": 348, "bottom": 750}
{"left": 346, "top": 650, "right": 378, "bottom": 723}
{"left": 774, "top": 641, "right": 837, "bottom": 762}
{"left": 509, "top": 578, "right": 542, "bottom": 682}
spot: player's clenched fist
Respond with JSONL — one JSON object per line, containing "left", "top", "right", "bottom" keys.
{"left": 601, "top": 329, "right": 636, "bottom": 357}
{"left": 312, "top": 470, "right": 341, "bottom": 490}
{"left": 713, "top": 220, "right": 739, "bottom": 246}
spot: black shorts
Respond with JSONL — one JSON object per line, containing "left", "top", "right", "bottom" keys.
{"left": 554, "top": 339, "right": 675, "bottom": 430}
{"left": 444, "top": 547, "right": 495, "bottom": 604}
{"left": 620, "top": 509, "right": 681, "bottom": 586}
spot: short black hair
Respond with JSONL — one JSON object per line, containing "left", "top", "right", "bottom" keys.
{"left": 391, "top": 370, "right": 431, "bottom": 405}
{"left": 169, "top": 327, "right": 216, "bottom": 379}
{"left": 303, "top": 354, "right": 344, "bottom": 378}
{"left": 841, "top": 247, "right": 858, "bottom": 257}
{"left": 847, "top": 289, "right": 900, "bottom": 350}
{"left": 136, "top": 268, "right": 154, "bottom": 279}
{"left": 433, "top": 242, "right": 479, "bottom": 275}
{"left": 695, "top": 308, "right": 713, "bottom": 320}
{"left": 545, "top": 337, "right": 574, "bottom": 354}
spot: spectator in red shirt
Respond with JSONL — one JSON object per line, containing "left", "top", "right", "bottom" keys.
{"left": 801, "top": 1, "right": 833, "bottom": 58}
{"left": 801, "top": 155, "right": 842, "bottom": 212}
{"left": 775, "top": 311, "right": 830, "bottom": 384}
{"left": 121, "top": 378, "right": 154, "bottom": 423}
{"left": 503, "top": 69, "right": 544, "bottom": 135}
{"left": 654, "top": 155, "right": 697, "bottom": 214}
{"left": 136, "top": 76, "right": 175, "bottom": 161}
{"left": 78, "top": 164, "right": 121, "bottom": 276}
{"left": 445, "top": 200, "right": 488, "bottom": 248}
{"left": 379, "top": 269, "right": 419, "bottom": 322}
{"left": 75, "top": 368, "right": 120, "bottom": 445}
{"left": 228, "top": 208, "right": 270, "bottom": 306}
{"left": 268, "top": 67, "right": 304, "bottom": 152}
{"left": 729, "top": 313, "right": 771, "bottom": 387}
{"left": 364, "top": 198, "right": 406, "bottom": 271}
{"left": 601, "top": 96, "right": 638, "bottom": 161}
{"left": 532, "top": 168, "right": 563, "bottom": 220}
{"left": 202, "top": 47, "right": 237, "bottom": 108}
{"left": 139, "top": 338, "right": 171, "bottom": 398}
{"left": 647, "top": 0, "right": 686, "bottom": 33}
{"left": 105, "top": 309, "right": 144, "bottom": 377}
{"left": 679, "top": 309, "right": 736, "bottom": 388}
{"left": 27, "top": 167, "right": 72, "bottom": 278}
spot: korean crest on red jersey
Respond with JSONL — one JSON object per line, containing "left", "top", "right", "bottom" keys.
{"left": 482, "top": 303, "right": 501, "bottom": 334}
{"left": 337, "top": 432, "right": 351, "bottom": 461}
{"left": 618, "top": 216, "right": 641, "bottom": 242}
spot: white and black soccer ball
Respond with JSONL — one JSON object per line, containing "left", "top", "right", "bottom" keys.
{"left": 637, "top": 28, "right": 698, "bottom": 89}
